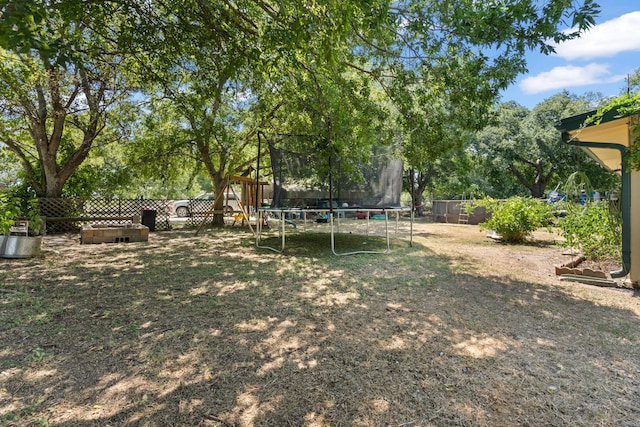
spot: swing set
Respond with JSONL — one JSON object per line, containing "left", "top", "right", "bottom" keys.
{"left": 194, "top": 174, "right": 269, "bottom": 236}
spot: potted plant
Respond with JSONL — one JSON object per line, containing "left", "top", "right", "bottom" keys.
{"left": 0, "top": 193, "right": 44, "bottom": 258}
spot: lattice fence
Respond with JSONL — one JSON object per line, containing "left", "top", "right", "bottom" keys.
{"left": 38, "top": 198, "right": 175, "bottom": 233}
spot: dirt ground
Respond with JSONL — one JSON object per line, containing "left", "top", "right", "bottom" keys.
{"left": 1, "top": 220, "right": 639, "bottom": 426}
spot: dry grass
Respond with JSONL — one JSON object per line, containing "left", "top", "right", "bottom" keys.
{"left": 1, "top": 220, "right": 639, "bottom": 426}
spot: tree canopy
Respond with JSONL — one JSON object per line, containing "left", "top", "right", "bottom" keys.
{"left": 0, "top": 0, "right": 602, "bottom": 201}
{"left": 468, "top": 92, "right": 619, "bottom": 199}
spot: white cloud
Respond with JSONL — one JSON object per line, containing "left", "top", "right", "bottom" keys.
{"left": 555, "top": 11, "right": 640, "bottom": 60}
{"left": 519, "top": 63, "right": 626, "bottom": 94}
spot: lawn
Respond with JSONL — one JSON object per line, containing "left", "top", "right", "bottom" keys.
{"left": 1, "top": 221, "right": 639, "bottom": 426}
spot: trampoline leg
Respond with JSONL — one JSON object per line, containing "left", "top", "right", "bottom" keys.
{"left": 330, "top": 210, "right": 390, "bottom": 256}
{"left": 256, "top": 210, "right": 287, "bottom": 253}
{"left": 281, "top": 213, "right": 286, "bottom": 251}
{"left": 410, "top": 209, "right": 414, "bottom": 247}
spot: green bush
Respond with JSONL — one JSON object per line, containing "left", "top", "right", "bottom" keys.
{"left": 0, "top": 193, "right": 21, "bottom": 235}
{"left": 0, "top": 192, "right": 44, "bottom": 236}
{"left": 471, "top": 196, "right": 554, "bottom": 243}
{"left": 558, "top": 201, "right": 621, "bottom": 261}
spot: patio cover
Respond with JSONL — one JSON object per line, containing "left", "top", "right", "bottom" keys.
{"left": 556, "top": 109, "right": 634, "bottom": 173}
{"left": 555, "top": 107, "right": 638, "bottom": 283}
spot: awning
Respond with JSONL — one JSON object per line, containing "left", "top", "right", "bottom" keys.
{"left": 555, "top": 107, "right": 636, "bottom": 279}
{"left": 555, "top": 109, "right": 635, "bottom": 173}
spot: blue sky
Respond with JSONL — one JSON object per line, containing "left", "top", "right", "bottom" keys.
{"left": 500, "top": 0, "right": 640, "bottom": 109}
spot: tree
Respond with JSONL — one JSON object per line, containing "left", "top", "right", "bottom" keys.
{"left": 625, "top": 68, "right": 640, "bottom": 95}
{"left": 367, "top": 1, "right": 602, "bottom": 204}
{"left": 139, "top": 80, "right": 272, "bottom": 221}
{"left": 403, "top": 116, "right": 477, "bottom": 207}
{"left": 472, "top": 92, "right": 616, "bottom": 198}
{"left": 122, "top": 0, "right": 394, "bottom": 223}
{"left": 0, "top": 1, "right": 133, "bottom": 197}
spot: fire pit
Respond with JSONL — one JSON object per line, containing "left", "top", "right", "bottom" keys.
{"left": 81, "top": 223, "right": 149, "bottom": 244}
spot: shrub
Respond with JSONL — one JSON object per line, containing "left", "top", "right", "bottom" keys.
{"left": 558, "top": 201, "right": 621, "bottom": 261}
{"left": 0, "top": 193, "right": 21, "bottom": 235}
{"left": 470, "top": 196, "right": 554, "bottom": 243}
{"left": 0, "top": 192, "right": 44, "bottom": 236}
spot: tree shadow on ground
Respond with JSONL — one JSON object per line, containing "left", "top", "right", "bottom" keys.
{"left": 1, "top": 229, "right": 638, "bottom": 426}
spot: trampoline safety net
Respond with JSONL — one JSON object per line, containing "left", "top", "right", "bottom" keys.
{"left": 264, "top": 135, "right": 403, "bottom": 209}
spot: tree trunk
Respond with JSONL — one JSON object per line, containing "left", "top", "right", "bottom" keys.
{"left": 210, "top": 173, "right": 227, "bottom": 227}
{"left": 406, "top": 169, "right": 429, "bottom": 216}
{"left": 414, "top": 178, "right": 428, "bottom": 216}
{"left": 197, "top": 140, "right": 227, "bottom": 227}
{"left": 509, "top": 159, "right": 549, "bottom": 199}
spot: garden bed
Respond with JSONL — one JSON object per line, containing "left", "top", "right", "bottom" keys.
{"left": 555, "top": 253, "right": 626, "bottom": 287}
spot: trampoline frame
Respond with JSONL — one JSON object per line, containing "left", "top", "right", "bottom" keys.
{"left": 255, "top": 207, "right": 413, "bottom": 256}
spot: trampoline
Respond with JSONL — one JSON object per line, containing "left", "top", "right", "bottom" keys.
{"left": 254, "top": 132, "right": 413, "bottom": 255}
